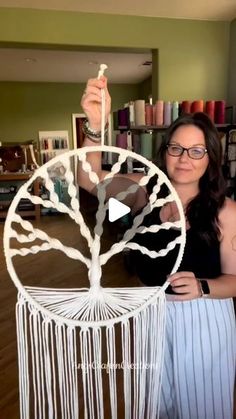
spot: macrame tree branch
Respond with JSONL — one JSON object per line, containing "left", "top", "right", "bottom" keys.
{"left": 23, "top": 157, "right": 93, "bottom": 248}
{"left": 4, "top": 144, "right": 186, "bottom": 419}
{"left": 9, "top": 214, "right": 91, "bottom": 268}
{"left": 6, "top": 146, "right": 186, "bottom": 320}
{"left": 100, "top": 174, "right": 181, "bottom": 266}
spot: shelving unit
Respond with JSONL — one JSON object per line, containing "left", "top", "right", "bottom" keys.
{"left": 38, "top": 131, "right": 69, "bottom": 164}
{"left": 117, "top": 125, "right": 168, "bottom": 131}
{"left": 0, "top": 172, "right": 40, "bottom": 221}
{"left": 117, "top": 123, "right": 233, "bottom": 132}
{"left": 221, "top": 126, "right": 236, "bottom": 199}
{"left": 115, "top": 122, "right": 236, "bottom": 200}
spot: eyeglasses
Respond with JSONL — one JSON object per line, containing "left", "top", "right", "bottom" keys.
{"left": 166, "top": 144, "right": 208, "bottom": 160}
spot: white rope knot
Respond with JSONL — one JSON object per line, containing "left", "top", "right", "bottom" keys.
{"left": 97, "top": 63, "right": 108, "bottom": 79}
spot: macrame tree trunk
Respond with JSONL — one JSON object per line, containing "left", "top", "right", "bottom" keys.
{"left": 4, "top": 146, "right": 186, "bottom": 418}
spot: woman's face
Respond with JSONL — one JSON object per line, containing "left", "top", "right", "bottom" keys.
{"left": 165, "top": 124, "right": 209, "bottom": 186}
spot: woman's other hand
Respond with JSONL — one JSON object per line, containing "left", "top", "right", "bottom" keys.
{"left": 81, "top": 76, "right": 111, "bottom": 131}
{"left": 168, "top": 271, "right": 202, "bottom": 301}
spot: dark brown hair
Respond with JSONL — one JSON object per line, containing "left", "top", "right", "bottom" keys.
{"left": 158, "top": 112, "right": 226, "bottom": 243}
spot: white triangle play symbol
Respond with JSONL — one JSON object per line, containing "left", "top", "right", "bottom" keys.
{"left": 108, "top": 197, "right": 131, "bottom": 222}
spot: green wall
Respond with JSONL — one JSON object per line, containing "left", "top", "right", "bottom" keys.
{"left": 0, "top": 7, "right": 229, "bottom": 101}
{"left": 0, "top": 82, "right": 140, "bottom": 144}
{"left": 0, "top": 7, "right": 231, "bottom": 143}
{"left": 139, "top": 76, "right": 152, "bottom": 101}
{"left": 228, "top": 19, "right": 236, "bottom": 110}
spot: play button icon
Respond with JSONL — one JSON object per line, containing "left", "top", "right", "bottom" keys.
{"left": 108, "top": 197, "right": 131, "bottom": 222}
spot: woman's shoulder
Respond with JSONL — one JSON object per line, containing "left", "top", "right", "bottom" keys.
{"left": 220, "top": 197, "right": 236, "bottom": 213}
{"left": 219, "top": 197, "right": 236, "bottom": 226}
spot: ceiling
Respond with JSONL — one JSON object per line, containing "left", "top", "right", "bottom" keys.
{"left": 0, "top": 0, "right": 235, "bottom": 21}
{"left": 0, "top": 48, "right": 152, "bottom": 84}
{"left": 0, "top": 0, "right": 235, "bottom": 83}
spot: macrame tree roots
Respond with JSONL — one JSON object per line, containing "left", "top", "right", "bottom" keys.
{"left": 4, "top": 146, "right": 186, "bottom": 418}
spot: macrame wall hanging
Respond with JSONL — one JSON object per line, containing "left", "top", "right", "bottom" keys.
{"left": 4, "top": 65, "right": 186, "bottom": 419}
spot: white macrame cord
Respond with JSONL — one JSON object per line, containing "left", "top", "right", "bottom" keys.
{"left": 4, "top": 65, "right": 186, "bottom": 419}
{"left": 97, "top": 63, "right": 108, "bottom": 147}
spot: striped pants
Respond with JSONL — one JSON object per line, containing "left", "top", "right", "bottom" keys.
{"left": 159, "top": 298, "right": 236, "bottom": 419}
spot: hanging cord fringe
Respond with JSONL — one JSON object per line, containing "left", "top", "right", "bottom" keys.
{"left": 16, "top": 295, "right": 30, "bottom": 419}
{"left": 16, "top": 290, "right": 166, "bottom": 419}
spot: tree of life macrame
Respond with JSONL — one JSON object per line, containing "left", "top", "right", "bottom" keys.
{"left": 4, "top": 146, "right": 186, "bottom": 419}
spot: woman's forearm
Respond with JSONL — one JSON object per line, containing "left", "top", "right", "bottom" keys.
{"left": 78, "top": 76, "right": 111, "bottom": 192}
{"left": 205, "top": 274, "right": 236, "bottom": 299}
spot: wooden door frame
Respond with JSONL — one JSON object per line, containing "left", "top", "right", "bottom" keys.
{"left": 72, "top": 113, "right": 86, "bottom": 150}
{"left": 72, "top": 113, "right": 112, "bottom": 148}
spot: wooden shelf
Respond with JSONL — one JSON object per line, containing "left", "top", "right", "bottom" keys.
{"left": 0, "top": 172, "right": 34, "bottom": 181}
{"left": 0, "top": 172, "right": 40, "bottom": 222}
{"left": 116, "top": 124, "right": 234, "bottom": 132}
{"left": 117, "top": 125, "right": 169, "bottom": 131}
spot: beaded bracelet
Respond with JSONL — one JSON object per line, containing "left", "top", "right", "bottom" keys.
{"left": 82, "top": 119, "right": 108, "bottom": 143}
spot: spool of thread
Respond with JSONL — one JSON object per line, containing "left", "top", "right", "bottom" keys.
{"left": 113, "top": 111, "right": 119, "bottom": 130}
{"left": 230, "top": 161, "right": 236, "bottom": 178}
{"left": 155, "top": 100, "right": 164, "bottom": 125}
{"left": 132, "top": 134, "right": 141, "bottom": 154}
{"left": 205, "top": 101, "right": 215, "bottom": 121}
{"left": 152, "top": 104, "right": 156, "bottom": 125}
{"left": 215, "top": 100, "right": 226, "bottom": 124}
{"left": 127, "top": 131, "right": 132, "bottom": 151}
{"left": 164, "top": 102, "right": 172, "bottom": 126}
{"left": 145, "top": 104, "right": 153, "bottom": 126}
{"left": 118, "top": 108, "right": 129, "bottom": 127}
{"left": 181, "top": 101, "right": 191, "bottom": 114}
{"left": 116, "top": 133, "right": 127, "bottom": 149}
{"left": 140, "top": 133, "right": 153, "bottom": 159}
{"left": 127, "top": 131, "right": 133, "bottom": 173}
{"left": 172, "top": 101, "right": 179, "bottom": 121}
{"left": 191, "top": 100, "right": 204, "bottom": 113}
{"left": 230, "top": 131, "right": 236, "bottom": 143}
{"left": 129, "top": 101, "right": 135, "bottom": 126}
{"left": 134, "top": 100, "right": 146, "bottom": 126}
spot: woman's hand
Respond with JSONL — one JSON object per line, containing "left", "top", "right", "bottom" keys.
{"left": 81, "top": 76, "right": 111, "bottom": 131}
{"left": 168, "top": 271, "right": 202, "bottom": 301}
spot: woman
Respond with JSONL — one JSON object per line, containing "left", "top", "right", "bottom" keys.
{"left": 80, "top": 76, "right": 236, "bottom": 418}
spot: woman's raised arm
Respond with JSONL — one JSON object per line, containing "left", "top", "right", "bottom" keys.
{"left": 78, "top": 76, "right": 146, "bottom": 212}
{"left": 79, "top": 76, "right": 111, "bottom": 192}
